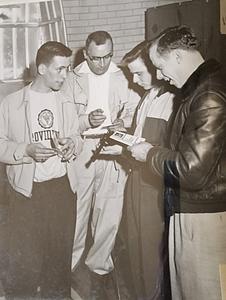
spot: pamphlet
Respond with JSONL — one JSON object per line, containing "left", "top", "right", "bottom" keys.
{"left": 110, "top": 131, "right": 145, "bottom": 147}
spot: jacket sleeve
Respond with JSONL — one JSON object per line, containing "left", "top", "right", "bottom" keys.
{"left": 0, "top": 98, "right": 32, "bottom": 165}
{"left": 65, "top": 101, "right": 84, "bottom": 156}
{"left": 147, "top": 91, "right": 226, "bottom": 190}
{"left": 72, "top": 78, "right": 91, "bottom": 134}
{"left": 78, "top": 113, "right": 91, "bottom": 134}
{"left": 121, "top": 88, "right": 140, "bottom": 128}
{"left": 62, "top": 72, "right": 90, "bottom": 133}
{"left": 115, "top": 73, "right": 140, "bottom": 128}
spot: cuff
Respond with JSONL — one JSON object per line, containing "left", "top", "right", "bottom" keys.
{"left": 13, "top": 143, "right": 28, "bottom": 161}
{"left": 80, "top": 115, "right": 91, "bottom": 133}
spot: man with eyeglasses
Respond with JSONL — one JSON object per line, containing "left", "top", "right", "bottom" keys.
{"left": 64, "top": 30, "right": 139, "bottom": 299}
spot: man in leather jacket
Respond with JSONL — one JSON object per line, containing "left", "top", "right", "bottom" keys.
{"left": 128, "top": 25, "right": 226, "bottom": 300}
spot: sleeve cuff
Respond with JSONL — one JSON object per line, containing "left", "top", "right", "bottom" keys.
{"left": 79, "top": 114, "right": 91, "bottom": 133}
{"left": 13, "top": 143, "right": 30, "bottom": 161}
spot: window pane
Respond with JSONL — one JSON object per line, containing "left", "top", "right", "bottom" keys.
{"left": 17, "top": 27, "right": 26, "bottom": 79}
{"left": 0, "top": 0, "right": 66, "bottom": 81}
{"left": 3, "top": 28, "right": 13, "bottom": 79}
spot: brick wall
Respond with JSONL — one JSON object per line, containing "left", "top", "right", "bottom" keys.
{"left": 62, "top": 0, "right": 191, "bottom": 65}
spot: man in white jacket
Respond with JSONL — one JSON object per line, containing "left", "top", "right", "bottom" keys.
{"left": 65, "top": 31, "right": 139, "bottom": 299}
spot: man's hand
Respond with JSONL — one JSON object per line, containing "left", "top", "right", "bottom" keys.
{"left": 107, "top": 119, "right": 125, "bottom": 132}
{"left": 100, "top": 145, "right": 123, "bottom": 155}
{"left": 58, "top": 137, "right": 76, "bottom": 161}
{"left": 128, "top": 142, "right": 153, "bottom": 162}
{"left": 88, "top": 109, "right": 106, "bottom": 128}
{"left": 26, "top": 143, "right": 57, "bottom": 163}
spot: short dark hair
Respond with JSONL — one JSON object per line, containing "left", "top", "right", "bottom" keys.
{"left": 120, "top": 40, "right": 156, "bottom": 83}
{"left": 85, "top": 31, "right": 113, "bottom": 49}
{"left": 120, "top": 41, "right": 149, "bottom": 66}
{"left": 36, "top": 41, "right": 72, "bottom": 68}
{"left": 153, "top": 25, "right": 199, "bottom": 55}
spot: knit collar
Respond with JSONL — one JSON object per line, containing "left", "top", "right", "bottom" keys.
{"left": 181, "top": 59, "right": 221, "bottom": 99}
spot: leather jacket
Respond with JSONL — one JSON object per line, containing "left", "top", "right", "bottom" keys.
{"left": 147, "top": 59, "right": 226, "bottom": 213}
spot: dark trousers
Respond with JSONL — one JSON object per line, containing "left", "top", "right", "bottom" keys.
{"left": 4, "top": 176, "right": 76, "bottom": 299}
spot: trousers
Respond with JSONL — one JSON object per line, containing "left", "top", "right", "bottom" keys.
{"left": 72, "top": 138, "right": 127, "bottom": 274}
{"left": 4, "top": 176, "right": 76, "bottom": 299}
{"left": 169, "top": 212, "right": 226, "bottom": 300}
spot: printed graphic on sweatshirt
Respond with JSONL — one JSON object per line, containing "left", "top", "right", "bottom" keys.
{"left": 29, "top": 90, "right": 60, "bottom": 146}
{"left": 33, "top": 109, "right": 59, "bottom": 143}
{"left": 38, "top": 109, "right": 54, "bottom": 129}
{"left": 32, "top": 129, "right": 60, "bottom": 143}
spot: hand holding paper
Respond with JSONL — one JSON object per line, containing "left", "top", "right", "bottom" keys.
{"left": 109, "top": 130, "right": 145, "bottom": 147}
{"left": 128, "top": 141, "right": 153, "bottom": 162}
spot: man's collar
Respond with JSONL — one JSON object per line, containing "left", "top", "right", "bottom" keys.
{"left": 77, "top": 60, "right": 119, "bottom": 74}
{"left": 181, "top": 59, "right": 221, "bottom": 99}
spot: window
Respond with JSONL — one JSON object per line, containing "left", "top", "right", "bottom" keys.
{"left": 0, "top": 0, "right": 67, "bottom": 81}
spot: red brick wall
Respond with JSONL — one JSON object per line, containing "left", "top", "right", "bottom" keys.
{"left": 62, "top": 0, "right": 191, "bottom": 64}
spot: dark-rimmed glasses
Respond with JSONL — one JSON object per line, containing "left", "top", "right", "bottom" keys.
{"left": 87, "top": 52, "right": 113, "bottom": 63}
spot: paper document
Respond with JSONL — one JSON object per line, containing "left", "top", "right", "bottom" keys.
{"left": 110, "top": 131, "right": 145, "bottom": 147}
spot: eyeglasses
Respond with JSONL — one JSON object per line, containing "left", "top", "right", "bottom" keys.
{"left": 87, "top": 52, "right": 113, "bottom": 63}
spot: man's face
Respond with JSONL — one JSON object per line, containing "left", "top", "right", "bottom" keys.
{"left": 84, "top": 39, "right": 113, "bottom": 75}
{"left": 149, "top": 44, "right": 183, "bottom": 88}
{"left": 128, "top": 57, "right": 152, "bottom": 90}
{"left": 42, "top": 55, "right": 71, "bottom": 91}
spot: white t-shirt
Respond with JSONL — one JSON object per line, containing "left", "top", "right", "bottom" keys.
{"left": 29, "top": 89, "right": 66, "bottom": 182}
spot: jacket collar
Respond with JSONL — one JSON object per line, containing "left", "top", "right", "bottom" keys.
{"left": 74, "top": 60, "right": 119, "bottom": 75}
{"left": 181, "top": 59, "right": 221, "bottom": 100}
{"left": 22, "top": 83, "right": 32, "bottom": 102}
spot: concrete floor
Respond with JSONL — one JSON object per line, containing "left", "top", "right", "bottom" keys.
{"left": 71, "top": 248, "right": 133, "bottom": 300}
{"left": 0, "top": 222, "right": 133, "bottom": 300}
{"left": 0, "top": 253, "right": 132, "bottom": 300}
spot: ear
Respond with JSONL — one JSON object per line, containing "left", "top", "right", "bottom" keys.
{"left": 174, "top": 50, "right": 182, "bottom": 64}
{"left": 83, "top": 48, "right": 88, "bottom": 60}
{"left": 38, "top": 63, "right": 47, "bottom": 75}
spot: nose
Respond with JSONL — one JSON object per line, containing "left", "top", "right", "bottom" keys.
{"left": 156, "top": 69, "right": 164, "bottom": 80}
{"left": 133, "top": 74, "right": 139, "bottom": 84}
{"left": 99, "top": 58, "right": 105, "bottom": 67}
{"left": 61, "top": 68, "right": 67, "bottom": 79}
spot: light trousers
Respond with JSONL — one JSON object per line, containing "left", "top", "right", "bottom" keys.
{"left": 72, "top": 139, "right": 127, "bottom": 274}
{"left": 169, "top": 211, "right": 226, "bottom": 300}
